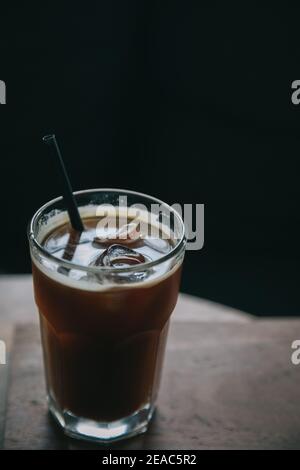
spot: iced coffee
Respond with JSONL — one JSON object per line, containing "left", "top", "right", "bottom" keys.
{"left": 28, "top": 189, "right": 185, "bottom": 442}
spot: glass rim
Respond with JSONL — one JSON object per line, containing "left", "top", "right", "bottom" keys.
{"left": 27, "top": 188, "right": 186, "bottom": 274}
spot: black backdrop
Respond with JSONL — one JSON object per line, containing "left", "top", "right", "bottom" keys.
{"left": 1, "top": 4, "right": 300, "bottom": 315}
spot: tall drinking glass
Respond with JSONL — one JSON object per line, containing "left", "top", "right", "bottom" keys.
{"left": 28, "top": 189, "right": 186, "bottom": 443}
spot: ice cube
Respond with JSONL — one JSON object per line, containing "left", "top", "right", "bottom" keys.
{"left": 93, "top": 223, "right": 141, "bottom": 246}
{"left": 144, "top": 237, "right": 170, "bottom": 254}
{"left": 90, "top": 244, "right": 146, "bottom": 268}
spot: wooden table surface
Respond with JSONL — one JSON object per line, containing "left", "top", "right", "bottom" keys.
{"left": 0, "top": 275, "right": 300, "bottom": 450}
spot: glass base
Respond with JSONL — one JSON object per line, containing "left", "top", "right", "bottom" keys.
{"left": 48, "top": 395, "right": 155, "bottom": 444}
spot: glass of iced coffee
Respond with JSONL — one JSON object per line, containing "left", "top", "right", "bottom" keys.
{"left": 28, "top": 188, "right": 186, "bottom": 443}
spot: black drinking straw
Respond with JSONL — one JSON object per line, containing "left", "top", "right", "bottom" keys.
{"left": 42, "top": 134, "right": 84, "bottom": 232}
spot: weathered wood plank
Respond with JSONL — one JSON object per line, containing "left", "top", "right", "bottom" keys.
{"left": 0, "top": 324, "right": 13, "bottom": 449}
{"left": 4, "top": 324, "right": 65, "bottom": 450}
{"left": 4, "top": 320, "right": 300, "bottom": 449}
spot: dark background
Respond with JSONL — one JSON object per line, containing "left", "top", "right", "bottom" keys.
{"left": 0, "top": 4, "right": 300, "bottom": 315}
